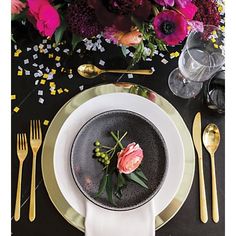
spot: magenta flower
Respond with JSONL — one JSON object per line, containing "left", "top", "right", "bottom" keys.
{"left": 176, "top": 2, "right": 197, "bottom": 20}
{"left": 27, "top": 0, "right": 60, "bottom": 37}
{"left": 153, "top": 10, "right": 188, "bottom": 46}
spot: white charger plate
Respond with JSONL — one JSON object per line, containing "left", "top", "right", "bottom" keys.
{"left": 54, "top": 92, "right": 184, "bottom": 216}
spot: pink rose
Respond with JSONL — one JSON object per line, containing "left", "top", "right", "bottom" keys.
{"left": 27, "top": 0, "right": 60, "bottom": 37}
{"left": 176, "top": 2, "right": 198, "bottom": 20}
{"left": 117, "top": 143, "right": 143, "bottom": 174}
{"left": 11, "top": 0, "right": 26, "bottom": 14}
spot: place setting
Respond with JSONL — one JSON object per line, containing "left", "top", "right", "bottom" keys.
{"left": 11, "top": 0, "right": 225, "bottom": 235}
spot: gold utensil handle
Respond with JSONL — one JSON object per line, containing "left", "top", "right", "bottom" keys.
{"left": 105, "top": 69, "right": 153, "bottom": 75}
{"left": 29, "top": 155, "right": 37, "bottom": 222}
{"left": 198, "top": 157, "right": 208, "bottom": 223}
{"left": 211, "top": 154, "right": 219, "bottom": 223}
{"left": 14, "top": 162, "right": 23, "bottom": 221}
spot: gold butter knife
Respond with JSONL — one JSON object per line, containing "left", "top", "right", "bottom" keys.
{"left": 192, "top": 112, "right": 208, "bottom": 223}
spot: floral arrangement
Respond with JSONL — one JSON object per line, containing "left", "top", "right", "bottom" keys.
{"left": 12, "top": 0, "right": 221, "bottom": 64}
{"left": 93, "top": 131, "right": 148, "bottom": 204}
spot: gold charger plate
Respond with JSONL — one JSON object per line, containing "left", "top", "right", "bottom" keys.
{"left": 41, "top": 83, "right": 195, "bottom": 232}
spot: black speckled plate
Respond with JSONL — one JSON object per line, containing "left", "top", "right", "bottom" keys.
{"left": 70, "top": 110, "right": 168, "bottom": 211}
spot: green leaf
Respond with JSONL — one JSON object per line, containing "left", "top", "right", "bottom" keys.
{"left": 11, "top": 8, "right": 27, "bottom": 21}
{"left": 96, "top": 174, "right": 108, "bottom": 197}
{"left": 71, "top": 34, "right": 82, "bottom": 51}
{"left": 134, "top": 169, "right": 148, "bottom": 181}
{"left": 106, "top": 175, "right": 115, "bottom": 205}
{"left": 117, "top": 173, "right": 126, "bottom": 188}
{"left": 126, "top": 172, "right": 148, "bottom": 189}
{"left": 54, "top": 18, "right": 67, "bottom": 44}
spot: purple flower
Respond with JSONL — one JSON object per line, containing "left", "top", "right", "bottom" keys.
{"left": 154, "top": 0, "right": 192, "bottom": 7}
{"left": 88, "top": 0, "right": 151, "bottom": 31}
{"left": 66, "top": 0, "right": 103, "bottom": 38}
{"left": 153, "top": 10, "right": 188, "bottom": 46}
{"left": 154, "top": 0, "right": 175, "bottom": 6}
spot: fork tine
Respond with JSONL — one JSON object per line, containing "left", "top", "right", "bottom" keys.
{"left": 30, "top": 120, "right": 33, "bottom": 140}
{"left": 38, "top": 120, "right": 42, "bottom": 140}
{"left": 17, "top": 134, "right": 19, "bottom": 150}
{"left": 24, "top": 133, "right": 28, "bottom": 151}
{"left": 34, "top": 120, "right": 36, "bottom": 139}
{"left": 20, "top": 133, "right": 22, "bottom": 150}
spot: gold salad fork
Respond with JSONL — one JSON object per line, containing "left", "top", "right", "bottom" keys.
{"left": 14, "top": 133, "right": 28, "bottom": 221}
{"left": 29, "top": 120, "right": 42, "bottom": 222}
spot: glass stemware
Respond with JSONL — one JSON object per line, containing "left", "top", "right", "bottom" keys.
{"left": 168, "top": 25, "right": 225, "bottom": 99}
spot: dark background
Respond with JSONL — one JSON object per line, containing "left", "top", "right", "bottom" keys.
{"left": 12, "top": 22, "right": 225, "bottom": 236}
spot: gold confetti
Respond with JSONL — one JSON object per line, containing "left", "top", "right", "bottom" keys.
{"left": 53, "top": 43, "right": 57, "bottom": 48}
{"left": 11, "top": 95, "right": 16, "bottom": 100}
{"left": 61, "top": 67, "right": 65, "bottom": 72}
{"left": 220, "top": 26, "right": 225, "bottom": 32}
{"left": 51, "top": 90, "right": 56, "bottom": 95}
{"left": 211, "top": 38, "right": 216, "bottom": 43}
{"left": 49, "top": 82, "right": 55, "bottom": 87}
{"left": 57, "top": 88, "right": 63, "bottom": 94}
{"left": 43, "top": 73, "right": 48, "bottom": 79}
{"left": 43, "top": 120, "right": 49, "bottom": 126}
{"left": 40, "top": 79, "right": 46, "bottom": 85}
{"left": 212, "top": 31, "right": 217, "bottom": 36}
{"left": 48, "top": 53, "right": 54, "bottom": 58}
{"left": 69, "top": 69, "right": 73, "bottom": 74}
{"left": 16, "top": 49, "right": 22, "bottom": 54}
{"left": 13, "top": 106, "right": 20, "bottom": 113}
{"left": 55, "top": 56, "right": 61, "bottom": 61}
{"left": 51, "top": 69, "right": 56, "bottom": 74}
{"left": 14, "top": 52, "right": 19, "bottom": 57}
{"left": 174, "top": 51, "right": 180, "bottom": 57}
{"left": 64, "top": 88, "right": 69, "bottom": 93}
{"left": 218, "top": 6, "right": 223, "bottom": 13}
{"left": 17, "top": 70, "right": 23, "bottom": 76}
{"left": 214, "top": 44, "right": 219, "bottom": 49}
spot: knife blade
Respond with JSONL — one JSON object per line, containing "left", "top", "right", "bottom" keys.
{"left": 192, "top": 112, "right": 208, "bottom": 223}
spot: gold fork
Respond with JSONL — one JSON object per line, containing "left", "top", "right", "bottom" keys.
{"left": 14, "top": 133, "right": 28, "bottom": 221}
{"left": 29, "top": 120, "right": 42, "bottom": 222}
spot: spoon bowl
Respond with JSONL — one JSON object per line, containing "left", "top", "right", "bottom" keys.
{"left": 77, "top": 64, "right": 102, "bottom": 79}
{"left": 203, "top": 124, "right": 220, "bottom": 155}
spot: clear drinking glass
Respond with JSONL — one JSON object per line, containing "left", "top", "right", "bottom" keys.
{"left": 168, "top": 25, "right": 225, "bottom": 99}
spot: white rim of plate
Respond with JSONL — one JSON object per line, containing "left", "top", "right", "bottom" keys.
{"left": 54, "top": 93, "right": 185, "bottom": 216}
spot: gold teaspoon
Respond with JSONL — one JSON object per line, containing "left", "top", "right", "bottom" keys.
{"left": 203, "top": 124, "right": 220, "bottom": 223}
{"left": 77, "top": 64, "right": 153, "bottom": 79}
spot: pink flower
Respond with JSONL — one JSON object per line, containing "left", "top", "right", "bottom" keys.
{"left": 117, "top": 143, "right": 143, "bottom": 174}
{"left": 153, "top": 10, "right": 187, "bottom": 46}
{"left": 176, "top": 2, "right": 197, "bottom": 20}
{"left": 27, "top": 0, "right": 60, "bottom": 37}
{"left": 11, "top": 0, "right": 26, "bottom": 14}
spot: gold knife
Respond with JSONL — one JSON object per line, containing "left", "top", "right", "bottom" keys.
{"left": 192, "top": 112, "right": 208, "bottom": 223}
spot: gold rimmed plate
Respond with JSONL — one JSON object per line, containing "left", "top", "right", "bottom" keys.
{"left": 41, "top": 83, "right": 195, "bottom": 232}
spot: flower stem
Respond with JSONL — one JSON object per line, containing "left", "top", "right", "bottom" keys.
{"left": 110, "top": 131, "right": 127, "bottom": 149}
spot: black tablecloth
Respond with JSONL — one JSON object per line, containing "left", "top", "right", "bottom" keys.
{"left": 11, "top": 23, "right": 225, "bottom": 236}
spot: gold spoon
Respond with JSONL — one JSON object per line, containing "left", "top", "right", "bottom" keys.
{"left": 77, "top": 64, "right": 153, "bottom": 79}
{"left": 203, "top": 124, "right": 220, "bottom": 223}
